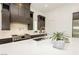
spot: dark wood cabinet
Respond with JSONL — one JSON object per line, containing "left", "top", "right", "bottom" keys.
{"left": 19, "top": 7, "right": 25, "bottom": 17}
{"left": 2, "top": 4, "right": 10, "bottom": 30}
{"left": 73, "top": 12, "right": 79, "bottom": 20}
{"left": 28, "top": 11, "right": 33, "bottom": 30}
{"left": 37, "top": 15, "right": 45, "bottom": 30}
{"left": 10, "top": 3, "right": 30, "bottom": 24}
{"left": 18, "top": 5, "right": 25, "bottom": 23}
{"left": 24, "top": 9, "right": 30, "bottom": 24}
{"left": 10, "top": 4, "right": 19, "bottom": 22}
{"left": 22, "top": 3, "right": 30, "bottom": 10}
{"left": 2, "top": 3, "right": 31, "bottom": 30}
{"left": 0, "top": 38, "right": 12, "bottom": 44}
{"left": 28, "top": 19, "right": 33, "bottom": 30}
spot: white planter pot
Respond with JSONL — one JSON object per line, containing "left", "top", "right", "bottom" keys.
{"left": 52, "top": 40, "right": 65, "bottom": 49}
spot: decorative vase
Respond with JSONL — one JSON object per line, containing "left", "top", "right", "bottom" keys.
{"left": 52, "top": 40, "right": 65, "bottom": 49}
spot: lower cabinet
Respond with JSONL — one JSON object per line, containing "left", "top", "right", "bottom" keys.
{"left": 0, "top": 38, "right": 12, "bottom": 44}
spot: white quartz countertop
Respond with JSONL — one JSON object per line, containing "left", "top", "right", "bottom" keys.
{"left": 0, "top": 35, "right": 12, "bottom": 39}
{"left": 0, "top": 38, "right": 79, "bottom": 55}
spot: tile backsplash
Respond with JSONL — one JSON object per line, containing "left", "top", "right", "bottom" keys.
{"left": 0, "top": 22, "right": 34, "bottom": 38}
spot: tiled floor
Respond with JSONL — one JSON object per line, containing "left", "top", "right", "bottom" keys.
{"left": 0, "top": 38, "right": 79, "bottom": 55}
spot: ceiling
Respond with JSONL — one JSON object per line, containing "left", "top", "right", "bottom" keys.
{"left": 31, "top": 3, "right": 65, "bottom": 13}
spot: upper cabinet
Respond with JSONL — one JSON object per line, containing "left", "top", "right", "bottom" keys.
{"left": 24, "top": 7, "right": 30, "bottom": 24}
{"left": 18, "top": 4, "right": 25, "bottom": 23}
{"left": 73, "top": 12, "right": 79, "bottom": 20}
{"left": 10, "top": 4, "right": 19, "bottom": 22}
{"left": 28, "top": 11, "right": 33, "bottom": 30}
{"left": 37, "top": 15, "right": 45, "bottom": 30}
{"left": 2, "top": 3, "right": 10, "bottom": 30}
{"left": 10, "top": 3, "right": 30, "bottom": 24}
{"left": 22, "top": 4, "right": 30, "bottom": 10}
{"left": 1, "top": 3, "right": 31, "bottom": 30}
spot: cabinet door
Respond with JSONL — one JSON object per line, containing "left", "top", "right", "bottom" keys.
{"left": 23, "top": 3, "right": 30, "bottom": 10}
{"left": 18, "top": 4, "right": 24, "bottom": 17}
{"left": 37, "top": 15, "right": 45, "bottom": 30}
{"left": 24, "top": 9, "right": 30, "bottom": 24}
{"left": 28, "top": 11, "right": 33, "bottom": 30}
{"left": 73, "top": 12, "right": 79, "bottom": 20}
{"left": 38, "top": 16, "right": 41, "bottom": 30}
{"left": 18, "top": 6, "right": 25, "bottom": 23}
{"left": 41, "top": 17, "right": 45, "bottom": 30}
{"left": 10, "top": 4, "right": 19, "bottom": 22}
{"left": 10, "top": 3, "right": 30, "bottom": 24}
{"left": 28, "top": 18, "right": 33, "bottom": 30}
{"left": 2, "top": 9, "right": 10, "bottom": 30}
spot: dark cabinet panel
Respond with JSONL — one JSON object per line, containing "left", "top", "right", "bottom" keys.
{"left": 37, "top": 15, "right": 45, "bottom": 30}
{"left": 2, "top": 3, "right": 10, "bottom": 30}
{"left": 25, "top": 9, "right": 30, "bottom": 19}
{"left": 18, "top": 6, "right": 25, "bottom": 23}
{"left": 18, "top": 5, "right": 30, "bottom": 24}
{"left": 73, "top": 12, "right": 79, "bottom": 20}
{"left": 38, "top": 17, "right": 41, "bottom": 30}
{"left": 10, "top": 3, "right": 30, "bottom": 24}
{"left": 10, "top": 4, "right": 19, "bottom": 22}
{"left": 23, "top": 3, "right": 30, "bottom": 10}
{"left": 24, "top": 9, "right": 30, "bottom": 24}
{"left": 18, "top": 4, "right": 25, "bottom": 17}
{"left": 2, "top": 3, "right": 31, "bottom": 30}
{"left": 2, "top": 4, "right": 10, "bottom": 10}
{"left": 2, "top": 9, "right": 10, "bottom": 30}
{"left": 28, "top": 19, "right": 33, "bottom": 30}
{"left": 28, "top": 11, "right": 33, "bottom": 30}
{"left": 0, "top": 38, "right": 12, "bottom": 44}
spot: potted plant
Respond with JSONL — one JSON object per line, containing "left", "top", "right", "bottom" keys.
{"left": 50, "top": 32, "right": 69, "bottom": 49}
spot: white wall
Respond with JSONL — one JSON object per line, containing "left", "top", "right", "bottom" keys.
{"left": 46, "top": 3, "right": 79, "bottom": 37}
